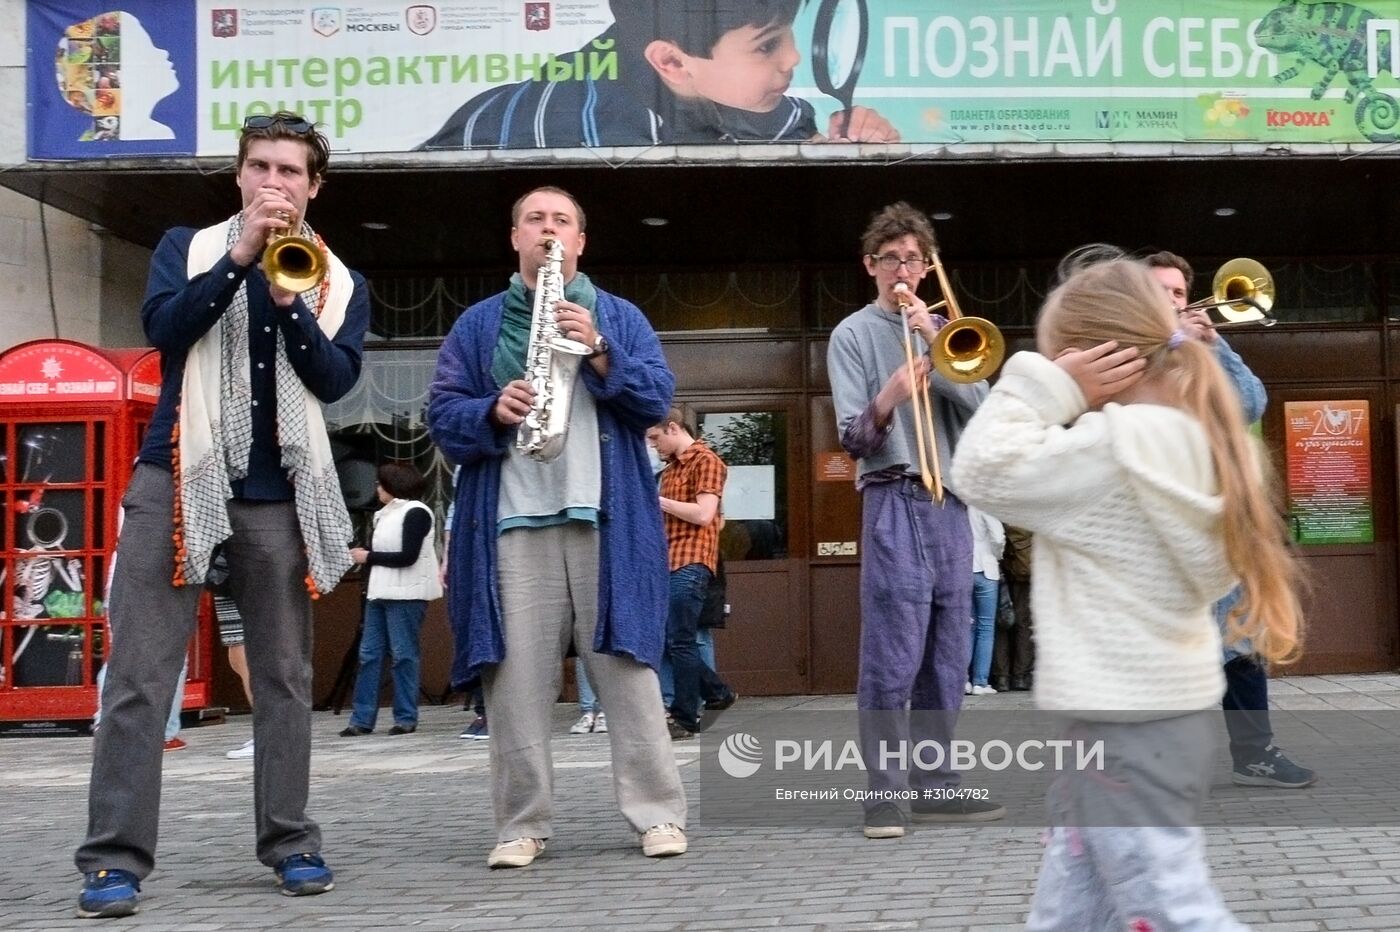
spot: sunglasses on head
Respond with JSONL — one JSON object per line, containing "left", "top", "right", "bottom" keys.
{"left": 241, "top": 114, "right": 314, "bottom": 134}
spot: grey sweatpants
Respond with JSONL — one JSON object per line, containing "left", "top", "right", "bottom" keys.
{"left": 485, "top": 523, "right": 686, "bottom": 842}
{"left": 75, "top": 464, "right": 322, "bottom": 878}
{"left": 1026, "top": 712, "right": 1247, "bottom": 931}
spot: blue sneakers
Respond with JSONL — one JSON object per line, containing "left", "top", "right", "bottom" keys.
{"left": 77, "top": 869, "right": 140, "bottom": 919}
{"left": 275, "top": 853, "right": 335, "bottom": 896}
{"left": 78, "top": 858, "right": 331, "bottom": 913}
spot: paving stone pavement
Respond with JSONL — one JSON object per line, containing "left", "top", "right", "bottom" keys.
{"left": 4, "top": 674, "right": 1400, "bottom": 930}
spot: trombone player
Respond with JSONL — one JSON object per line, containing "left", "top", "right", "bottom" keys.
{"left": 828, "top": 202, "right": 1005, "bottom": 841}
{"left": 75, "top": 111, "right": 369, "bottom": 918}
{"left": 1145, "top": 250, "right": 1316, "bottom": 790}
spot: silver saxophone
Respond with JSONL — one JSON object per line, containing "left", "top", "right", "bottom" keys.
{"left": 516, "top": 237, "right": 593, "bottom": 462}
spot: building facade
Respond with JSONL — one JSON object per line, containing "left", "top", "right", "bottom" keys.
{"left": 4, "top": 0, "right": 1400, "bottom": 700}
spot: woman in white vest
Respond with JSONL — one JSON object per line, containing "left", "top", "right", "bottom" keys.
{"left": 341, "top": 463, "right": 443, "bottom": 736}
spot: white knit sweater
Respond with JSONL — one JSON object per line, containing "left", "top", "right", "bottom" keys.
{"left": 950, "top": 352, "right": 1236, "bottom": 718}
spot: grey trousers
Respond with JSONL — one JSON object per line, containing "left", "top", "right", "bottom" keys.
{"left": 1026, "top": 713, "right": 1246, "bottom": 931}
{"left": 75, "top": 464, "right": 321, "bottom": 878}
{"left": 486, "top": 523, "right": 686, "bottom": 842}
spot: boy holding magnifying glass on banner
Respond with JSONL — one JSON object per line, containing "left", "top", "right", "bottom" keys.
{"left": 421, "top": 1, "right": 898, "bottom": 150}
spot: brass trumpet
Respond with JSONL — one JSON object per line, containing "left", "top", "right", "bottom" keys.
{"left": 263, "top": 211, "right": 326, "bottom": 292}
{"left": 1182, "top": 258, "right": 1276, "bottom": 328}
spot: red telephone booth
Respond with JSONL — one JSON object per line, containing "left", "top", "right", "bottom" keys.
{"left": 0, "top": 339, "right": 212, "bottom": 734}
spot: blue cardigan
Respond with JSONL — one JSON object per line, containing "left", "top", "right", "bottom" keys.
{"left": 426, "top": 288, "right": 674, "bottom": 688}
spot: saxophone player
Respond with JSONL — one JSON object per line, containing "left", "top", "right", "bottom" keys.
{"left": 427, "top": 187, "right": 687, "bottom": 869}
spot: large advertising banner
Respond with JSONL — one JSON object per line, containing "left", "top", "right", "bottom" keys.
{"left": 26, "top": 0, "right": 1400, "bottom": 160}
{"left": 1284, "top": 400, "right": 1374, "bottom": 546}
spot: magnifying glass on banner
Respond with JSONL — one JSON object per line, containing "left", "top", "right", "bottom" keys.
{"left": 810, "top": 0, "right": 869, "bottom": 140}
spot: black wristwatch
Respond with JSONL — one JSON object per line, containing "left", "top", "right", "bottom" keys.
{"left": 592, "top": 333, "right": 609, "bottom": 356}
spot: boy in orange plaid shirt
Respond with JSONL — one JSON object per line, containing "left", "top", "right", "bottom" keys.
{"left": 647, "top": 407, "right": 727, "bottom": 738}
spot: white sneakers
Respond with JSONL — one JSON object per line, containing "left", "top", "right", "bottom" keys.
{"left": 641, "top": 823, "right": 687, "bottom": 857}
{"left": 487, "top": 838, "right": 545, "bottom": 869}
{"left": 487, "top": 824, "right": 686, "bottom": 868}
{"left": 970, "top": 685, "right": 998, "bottom": 696}
{"left": 226, "top": 738, "right": 254, "bottom": 760}
{"left": 569, "top": 711, "right": 607, "bottom": 734}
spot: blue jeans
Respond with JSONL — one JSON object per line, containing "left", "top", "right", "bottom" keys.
{"left": 665, "top": 563, "right": 710, "bottom": 731}
{"left": 1222, "top": 654, "right": 1272, "bottom": 765}
{"left": 968, "top": 572, "right": 998, "bottom": 688}
{"left": 349, "top": 599, "right": 427, "bottom": 730}
{"left": 95, "top": 656, "right": 186, "bottom": 742}
{"left": 697, "top": 627, "right": 717, "bottom": 672}
{"left": 661, "top": 628, "right": 719, "bottom": 707}
{"left": 576, "top": 656, "right": 600, "bottom": 714}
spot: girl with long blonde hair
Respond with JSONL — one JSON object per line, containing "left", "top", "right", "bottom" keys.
{"left": 951, "top": 257, "right": 1302, "bottom": 930}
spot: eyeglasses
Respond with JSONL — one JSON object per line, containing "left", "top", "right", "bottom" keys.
{"left": 868, "top": 255, "right": 930, "bottom": 273}
{"left": 242, "top": 114, "right": 315, "bottom": 134}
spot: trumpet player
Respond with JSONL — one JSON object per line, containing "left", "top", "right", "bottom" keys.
{"left": 827, "top": 202, "right": 1005, "bottom": 840}
{"left": 427, "top": 187, "right": 687, "bottom": 870}
{"left": 76, "top": 112, "right": 368, "bottom": 917}
{"left": 1146, "top": 250, "right": 1315, "bottom": 790}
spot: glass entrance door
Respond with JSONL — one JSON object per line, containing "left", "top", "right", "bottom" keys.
{"left": 693, "top": 400, "right": 807, "bottom": 695}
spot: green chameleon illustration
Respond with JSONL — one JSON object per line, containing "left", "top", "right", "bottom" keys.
{"left": 1254, "top": 0, "right": 1399, "bottom": 141}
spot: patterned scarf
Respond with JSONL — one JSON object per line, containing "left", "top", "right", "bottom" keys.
{"left": 175, "top": 213, "right": 355, "bottom": 595}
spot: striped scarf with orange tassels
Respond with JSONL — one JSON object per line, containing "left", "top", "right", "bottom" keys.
{"left": 170, "top": 214, "right": 355, "bottom": 598}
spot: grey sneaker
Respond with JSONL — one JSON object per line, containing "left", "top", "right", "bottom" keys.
{"left": 487, "top": 837, "right": 544, "bottom": 869}
{"left": 911, "top": 796, "right": 1006, "bottom": 823}
{"left": 862, "top": 801, "right": 906, "bottom": 839}
{"left": 641, "top": 823, "right": 687, "bottom": 857}
{"left": 1231, "top": 745, "right": 1317, "bottom": 788}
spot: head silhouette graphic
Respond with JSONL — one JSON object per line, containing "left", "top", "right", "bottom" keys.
{"left": 55, "top": 11, "right": 178, "bottom": 141}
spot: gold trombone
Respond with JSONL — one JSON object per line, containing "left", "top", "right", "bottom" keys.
{"left": 895, "top": 282, "right": 942, "bottom": 499}
{"left": 895, "top": 245, "right": 1006, "bottom": 504}
{"left": 1182, "top": 258, "right": 1277, "bottom": 328}
{"left": 263, "top": 211, "right": 327, "bottom": 292}
{"left": 927, "top": 248, "right": 1007, "bottom": 382}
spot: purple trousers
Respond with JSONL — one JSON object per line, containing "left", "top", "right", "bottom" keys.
{"left": 857, "top": 479, "right": 973, "bottom": 798}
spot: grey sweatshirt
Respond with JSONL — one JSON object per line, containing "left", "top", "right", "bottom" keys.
{"left": 827, "top": 302, "right": 988, "bottom": 491}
